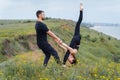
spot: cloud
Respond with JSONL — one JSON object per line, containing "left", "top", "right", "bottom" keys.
{"left": 0, "top": 0, "right": 13, "bottom": 18}
{"left": 0, "top": 0, "right": 80, "bottom": 19}
{"left": 0, "top": 0, "right": 8, "bottom": 10}
{"left": 0, "top": 0, "right": 11, "bottom": 14}
{"left": 0, "top": 0, "right": 38, "bottom": 19}
{"left": 0, "top": 0, "right": 120, "bottom": 23}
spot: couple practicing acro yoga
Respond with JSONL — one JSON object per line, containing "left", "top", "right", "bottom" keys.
{"left": 35, "top": 3, "right": 83, "bottom": 67}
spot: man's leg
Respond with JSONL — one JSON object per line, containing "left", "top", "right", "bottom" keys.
{"left": 51, "top": 49, "right": 61, "bottom": 64}
{"left": 43, "top": 52, "right": 51, "bottom": 66}
{"left": 52, "top": 51, "right": 61, "bottom": 64}
{"left": 37, "top": 45, "right": 50, "bottom": 66}
{"left": 47, "top": 44, "right": 61, "bottom": 64}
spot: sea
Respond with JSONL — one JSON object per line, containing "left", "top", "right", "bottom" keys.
{"left": 90, "top": 26, "right": 120, "bottom": 40}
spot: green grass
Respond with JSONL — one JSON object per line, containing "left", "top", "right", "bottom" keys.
{"left": 0, "top": 52, "right": 120, "bottom": 80}
{"left": 0, "top": 19, "right": 120, "bottom": 80}
{"left": 0, "top": 20, "right": 35, "bottom": 40}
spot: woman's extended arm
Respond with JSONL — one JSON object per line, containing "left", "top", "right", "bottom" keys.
{"left": 55, "top": 40, "right": 77, "bottom": 55}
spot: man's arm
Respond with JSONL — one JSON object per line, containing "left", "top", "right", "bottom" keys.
{"left": 55, "top": 40, "right": 77, "bottom": 55}
{"left": 58, "top": 43, "right": 67, "bottom": 52}
{"left": 47, "top": 30, "right": 62, "bottom": 43}
{"left": 47, "top": 30, "right": 77, "bottom": 55}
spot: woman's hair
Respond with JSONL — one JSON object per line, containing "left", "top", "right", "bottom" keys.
{"left": 71, "top": 55, "right": 77, "bottom": 64}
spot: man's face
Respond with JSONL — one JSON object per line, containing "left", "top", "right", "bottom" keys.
{"left": 40, "top": 12, "right": 45, "bottom": 20}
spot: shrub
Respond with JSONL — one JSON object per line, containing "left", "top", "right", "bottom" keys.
{"left": 0, "top": 23, "right": 4, "bottom": 25}
{"left": 91, "top": 38, "right": 97, "bottom": 42}
{"left": 84, "top": 35, "right": 90, "bottom": 41}
{"left": 23, "top": 20, "right": 32, "bottom": 23}
{"left": 100, "top": 36, "right": 105, "bottom": 42}
{"left": 108, "top": 37, "right": 111, "bottom": 40}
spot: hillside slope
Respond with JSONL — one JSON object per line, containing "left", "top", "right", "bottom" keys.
{"left": 0, "top": 19, "right": 120, "bottom": 79}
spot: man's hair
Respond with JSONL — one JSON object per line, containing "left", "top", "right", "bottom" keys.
{"left": 36, "top": 10, "right": 44, "bottom": 18}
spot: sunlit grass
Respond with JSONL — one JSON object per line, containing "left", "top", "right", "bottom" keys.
{"left": 0, "top": 52, "right": 120, "bottom": 80}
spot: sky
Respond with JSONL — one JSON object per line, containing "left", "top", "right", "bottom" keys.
{"left": 0, "top": 0, "right": 120, "bottom": 24}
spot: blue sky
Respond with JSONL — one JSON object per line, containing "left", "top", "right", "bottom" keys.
{"left": 0, "top": 0, "right": 120, "bottom": 24}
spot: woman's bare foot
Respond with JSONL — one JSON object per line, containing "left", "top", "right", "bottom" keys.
{"left": 80, "top": 3, "right": 83, "bottom": 11}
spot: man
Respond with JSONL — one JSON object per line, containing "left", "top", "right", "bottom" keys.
{"left": 35, "top": 10, "right": 76, "bottom": 66}
{"left": 35, "top": 10, "right": 62, "bottom": 66}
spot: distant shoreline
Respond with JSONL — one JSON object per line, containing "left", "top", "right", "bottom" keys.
{"left": 90, "top": 26, "right": 120, "bottom": 40}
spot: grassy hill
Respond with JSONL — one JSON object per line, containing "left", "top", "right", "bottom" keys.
{"left": 0, "top": 19, "right": 120, "bottom": 80}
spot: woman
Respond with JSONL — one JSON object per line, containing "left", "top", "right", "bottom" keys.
{"left": 57, "top": 3, "right": 83, "bottom": 65}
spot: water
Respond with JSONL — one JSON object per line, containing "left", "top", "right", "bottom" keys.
{"left": 90, "top": 26, "right": 120, "bottom": 40}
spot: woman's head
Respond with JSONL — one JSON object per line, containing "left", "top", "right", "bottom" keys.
{"left": 68, "top": 54, "right": 77, "bottom": 64}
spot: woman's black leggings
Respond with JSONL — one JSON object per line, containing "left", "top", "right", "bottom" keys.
{"left": 63, "top": 11, "right": 83, "bottom": 64}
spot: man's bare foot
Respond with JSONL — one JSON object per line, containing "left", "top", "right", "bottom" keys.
{"left": 80, "top": 3, "right": 83, "bottom": 11}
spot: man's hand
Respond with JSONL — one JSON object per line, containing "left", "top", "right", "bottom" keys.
{"left": 57, "top": 39, "right": 62, "bottom": 44}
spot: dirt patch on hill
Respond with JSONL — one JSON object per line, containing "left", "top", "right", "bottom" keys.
{"left": 1, "top": 34, "right": 38, "bottom": 56}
